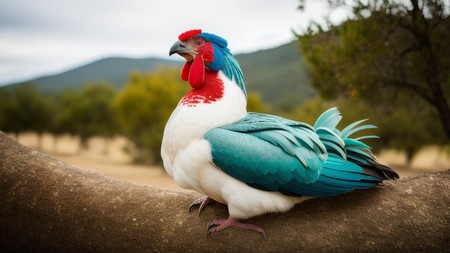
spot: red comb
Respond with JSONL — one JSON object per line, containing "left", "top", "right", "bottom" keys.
{"left": 178, "top": 29, "right": 202, "bottom": 41}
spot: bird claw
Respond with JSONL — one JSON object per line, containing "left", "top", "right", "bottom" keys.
{"left": 207, "top": 218, "right": 267, "bottom": 239}
{"left": 189, "top": 198, "right": 267, "bottom": 238}
{"left": 188, "top": 197, "right": 204, "bottom": 213}
{"left": 188, "top": 196, "right": 216, "bottom": 216}
{"left": 206, "top": 221, "right": 220, "bottom": 237}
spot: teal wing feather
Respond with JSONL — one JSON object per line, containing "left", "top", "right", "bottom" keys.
{"left": 205, "top": 109, "right": 398, "bottom": 198}
{"left": 204, "top": 113, "right": 327, "bottom": 190}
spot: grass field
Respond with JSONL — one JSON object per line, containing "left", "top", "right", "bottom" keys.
{"left": 12, "top": 132, "right": 450, "bottom": 190}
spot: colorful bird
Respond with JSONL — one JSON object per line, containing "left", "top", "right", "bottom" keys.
{"left": 162, "top": 29, "right": 399, "bottom": 238}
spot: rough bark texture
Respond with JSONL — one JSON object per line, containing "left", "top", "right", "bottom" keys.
{"left": 0, "top": 132, "right": 449, "bottom": 252}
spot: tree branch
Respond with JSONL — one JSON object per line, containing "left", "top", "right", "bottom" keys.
{"left": 0, "top": 132, "right": 449, "bottom": 252}
{"left": 382, "top": 78, "right": 435, "bottom": 104}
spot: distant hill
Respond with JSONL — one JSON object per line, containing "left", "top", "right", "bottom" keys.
{"left": 236, "top": 42, "right": 314, "bottom": 109}
{"left": 6, "top": 57, "right": 183, "bottom": 91}
{"left": 3, "top": 42, "right": 315, "bottom": 109}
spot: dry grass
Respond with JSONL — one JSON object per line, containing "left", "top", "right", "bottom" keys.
{"left": 12, "top": 132, "right": 450, "bottom": 189}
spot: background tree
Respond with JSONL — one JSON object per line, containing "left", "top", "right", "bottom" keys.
{"left": 246, "top": 92, "right": 271, "bottom": 113}
{"left": 113, "top": 68, "right": 188, "bottom": 163}
{"left": 47, "top": 92, "right": 69, "bottom": 152}
{"left": 55, "top": 83, "right": 117, "bottom": 153}
{"left": 297, "top": 0, "right": 450, "bottom": 140}
{"left": 0, "top": 89, "right": 11, "bottom": 133}
{"left": 0, "top": 84, "right": 54, "bottom": 149}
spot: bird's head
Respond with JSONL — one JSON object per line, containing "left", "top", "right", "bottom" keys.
{"left": 169, "top": 29, "right": 245, "bottom": 95}
{"left": 170, "top": 29, "right": 228, "bottom": 67}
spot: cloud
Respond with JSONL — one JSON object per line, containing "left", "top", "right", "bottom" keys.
{"left": 0, "top": 0, "right": 344, "bottom": 85}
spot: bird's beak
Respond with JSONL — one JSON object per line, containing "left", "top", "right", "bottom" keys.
{"left": 169, "top": 41, "right": 196, "bottom": 61}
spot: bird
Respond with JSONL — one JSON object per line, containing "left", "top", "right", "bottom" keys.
{"left": 161, "top": 29, "right": 399, "bottom": 238}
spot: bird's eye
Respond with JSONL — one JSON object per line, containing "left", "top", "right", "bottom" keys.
{"left": 196, "top": 39, "right": 204, "bottom": 46}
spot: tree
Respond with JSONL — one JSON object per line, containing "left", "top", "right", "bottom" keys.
{"left": 47, "top": 93, "right": 69, "bottom": 152}
{"left": 246, "top": 92, "right": 271, "bottom": 113}
{"left": 0, "top": 89, "right": 11, "bottom": 132}
{"left": 297, "top": 0, "right": 450, "bottom": 139}
{"left": 55, "top": 83, "right": 117, "bottom": 152}
{"left": 376, "top": 107, "right": 437, "bottom": 163}
{"left": 113, "top": 68, "right": 188, "bottom": 163}
{"left": 0, "top": 84, "right": 54, "bottom": 149}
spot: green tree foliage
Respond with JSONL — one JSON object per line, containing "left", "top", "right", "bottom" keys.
{"left": 247, "top": 92, "right": 271, "bottom": 114}
{"left": 0, "top": 84, "right": 55, "bottom": 149}
{"left": 0, "top": 89, "right": 11, "bottom": 132}
{"left": 55, "top": 83, "right": 117, "bottom": 152}
{"left": 297, "top": 0, "right": 450, "bottom": 140}
{"left": 376, "top": 108, "right": 438, "bottom": 163}
{"left": 113, "top": 68, "right": 188, "bottom": 163}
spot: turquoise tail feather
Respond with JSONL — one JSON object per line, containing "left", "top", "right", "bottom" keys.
{"left": 314, "top": 108, "right": 399, "bottom": 181}
{"left": 281, "top": 157, "right": 382, "bottom": 197}
{"left": 280, "top": 108, "right": 400, "bottom": 197}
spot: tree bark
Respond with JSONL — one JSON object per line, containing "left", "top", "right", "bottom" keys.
{"left": 0, "top": 131, "right": 449, "bottom": 252}
{"left": 433, "top": 92, "right": 450, "bottom": 140}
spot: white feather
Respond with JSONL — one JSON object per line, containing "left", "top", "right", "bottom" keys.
{"left": 161, "top": 72, "right": 310, "bottom": 219}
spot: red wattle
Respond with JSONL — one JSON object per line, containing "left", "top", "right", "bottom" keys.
{"left": 188, "top": 55, "right": 205, "bottom": 89}
{"left": 181, "top": 62, "right": 191, "bottom": 81}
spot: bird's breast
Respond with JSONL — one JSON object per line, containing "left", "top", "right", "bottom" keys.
{"left": 161, "top": 71, "right": 247, "bottom": 175}
{"left": 179, "top": 71, "right": 224, "bottom": 106}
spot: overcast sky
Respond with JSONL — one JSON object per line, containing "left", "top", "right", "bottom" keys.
{"left": 0, "top": 0, "right": 347, "bottom": 85}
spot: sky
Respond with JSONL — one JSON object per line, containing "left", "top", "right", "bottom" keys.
{"left": 0, "top": 0, "right": 348, "bottom": 85}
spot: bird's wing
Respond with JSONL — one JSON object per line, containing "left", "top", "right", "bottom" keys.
{"left": 204, "top": 113, "right": 328, "bottom": 192}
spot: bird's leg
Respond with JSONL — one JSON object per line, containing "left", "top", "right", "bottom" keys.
{"left": 207, "top": 217, "right": 266, "bottom": 239}
{"left": 188, "top": 196, "right": 216, "bottom": 216}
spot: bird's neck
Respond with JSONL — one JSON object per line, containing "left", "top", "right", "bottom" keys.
{"left": 180, "top": 71, "right": 225, "bottom": 106}
{"left": 221, "top": 53, "right": 247, "bottom": 97}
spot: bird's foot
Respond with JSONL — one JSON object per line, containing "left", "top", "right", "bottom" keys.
{"left": 188, "top": 196, "right": 216, "bottom": 216}
{"left": 207, "top": 217, "right": 266, "bottom": 239}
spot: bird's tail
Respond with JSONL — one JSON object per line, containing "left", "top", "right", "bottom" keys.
{"left": 313, "top": 108, "right": 399, "bottom": 181}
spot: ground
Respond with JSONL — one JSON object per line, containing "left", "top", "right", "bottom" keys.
{"left": 13, "top": 132, "right": 450, "bottom": 189}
